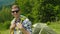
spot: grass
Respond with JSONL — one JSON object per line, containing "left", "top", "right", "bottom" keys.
{"left": 0, "top": 30, "right": 10, "bottom": 34}
{"left": 48, "top": 22, "right": 60, "bottom": 34}
{"left": 0, "top": 22, "right": 60, "bottom": 34}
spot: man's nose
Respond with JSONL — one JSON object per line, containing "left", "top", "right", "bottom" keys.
{"left": 14, "top": 12, "right": 17, "bottom": 14}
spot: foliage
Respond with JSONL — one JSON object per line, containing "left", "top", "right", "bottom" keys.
{"left": 0, "top": 6, "right": 13, "bottom": 23}
{"left": 0, "top": 21, "right": 10, "bottom": 30}
{"left": 0, "top": 0, "right": 60, "bottom": 30}
{"left": 15, "top": 0, "right": 60, "bottom": 23}
{"left": 0, "top": 0, "right": 60, "bottom": 24}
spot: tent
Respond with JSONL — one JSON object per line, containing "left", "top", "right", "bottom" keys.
{"left": 32, "top": 23, "right": 57, "bottom": 34}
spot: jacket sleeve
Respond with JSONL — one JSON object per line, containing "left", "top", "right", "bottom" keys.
{"left": 22, "top": 18, "right": 32, "bottom": 34}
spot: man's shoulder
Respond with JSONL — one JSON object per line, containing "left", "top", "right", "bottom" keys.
{"left": 20, "top": 15, "right": 28, "bottom": 21}
{"left": 20, "top": 15, "right": 27, "bottom": 18}
{"left": 11, "top": 18, "right": 16, "bottom": 24}
{"left": 11, "top": 15, "right": 27, "bottom": 22}
{"left": 20, "top": 15, "right": 31, "bottom": 22}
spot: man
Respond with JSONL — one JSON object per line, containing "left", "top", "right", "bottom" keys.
{"left": 10, "top": 5, "right": 32, "bottom": 34}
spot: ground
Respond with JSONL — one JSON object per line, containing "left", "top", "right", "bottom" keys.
{"left": 0, "top": 23, "right": 60, "bottom": 34}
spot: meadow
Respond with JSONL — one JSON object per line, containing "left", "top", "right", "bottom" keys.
{"left": 0, "top": 22, "right": 60, "bottom": 34}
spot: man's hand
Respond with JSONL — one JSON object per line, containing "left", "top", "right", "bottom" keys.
{"left": 17, "top": 23, "right": 23, "bottom": 30}
{"left": 17, "top": 23, "right": 30, "bottom": 34}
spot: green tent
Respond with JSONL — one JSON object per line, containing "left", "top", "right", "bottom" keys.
{"left": 32, "top": 23, "right": 57, "bottom": 34}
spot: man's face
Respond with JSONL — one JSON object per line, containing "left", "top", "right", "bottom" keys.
{"left": 11, "top": 6, "right": 20, "bottom": 18}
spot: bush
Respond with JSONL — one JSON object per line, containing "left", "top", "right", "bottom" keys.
{"left": 3, "top": 21, "right": 11, "bottom": 29}
{"left": 0, "top": 21, "right": 11, "bottom": 30}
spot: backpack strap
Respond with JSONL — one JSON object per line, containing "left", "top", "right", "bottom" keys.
{"left": 20, "top": 15, "right": 27, "bottom": 23}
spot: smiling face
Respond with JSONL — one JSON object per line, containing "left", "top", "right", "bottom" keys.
{"left": 11, "top": 5, "right": 20, "bottom": 18}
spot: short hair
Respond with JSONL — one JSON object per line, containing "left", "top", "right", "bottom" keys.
{"left": 12, "top": 5, "right": 20, "bottom": 10}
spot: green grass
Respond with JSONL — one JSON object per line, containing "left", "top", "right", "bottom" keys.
{"left": 0, "top": 22, "right": 60, "bottom": 34}
{"left": 48, "top": 22, "right": 60, "bottom": 34}
{"left": 0, "top": 30, "right": 10, "bottom": 34}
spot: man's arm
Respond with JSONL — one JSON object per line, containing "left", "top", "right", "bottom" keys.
{"left": 10, "top": 23, "right": 16, "bottom": 34}
{"left": 17, "top": 18, "right": 32, "bottom": 34}
{"left": 17, "top": 23, "right": 30, "bottom": 34}
{"left": 21, "top": 28, "right": 30, "bottom": 34}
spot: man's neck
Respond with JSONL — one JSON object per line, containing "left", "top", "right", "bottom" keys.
{"left": 15, "top": 16, "right": 20, "bottom": 20}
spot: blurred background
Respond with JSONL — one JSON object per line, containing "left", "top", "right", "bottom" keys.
{"left": 0, "top": 0, "right": 60, "bottom": 34}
